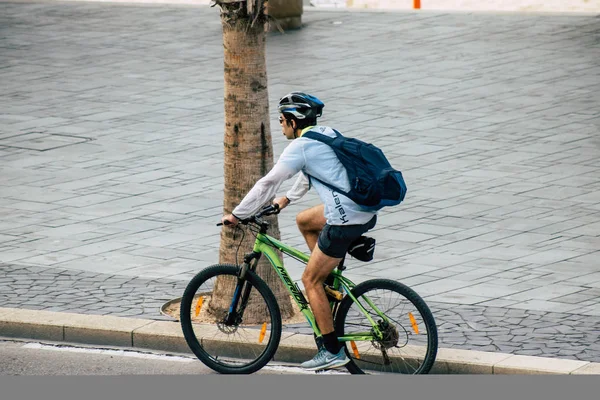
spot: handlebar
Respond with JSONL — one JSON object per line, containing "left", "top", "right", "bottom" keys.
{"left": 217, "top": 204, "right": 280, "bottom": 227}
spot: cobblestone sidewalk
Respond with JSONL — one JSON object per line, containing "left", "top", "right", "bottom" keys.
{"left": 2, "top": 263, "right": 599, "bottom": 361}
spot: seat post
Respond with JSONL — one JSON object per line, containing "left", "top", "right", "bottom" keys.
{"left": 337, "top": 256, "right": 346, "bottom": 271}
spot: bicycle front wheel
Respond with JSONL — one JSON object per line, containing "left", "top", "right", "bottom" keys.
{"left": 180, "top": 264, "right": 282, "bottom": 374}
{"left": 335, "top": 279, "right": 438, "bottom": 374}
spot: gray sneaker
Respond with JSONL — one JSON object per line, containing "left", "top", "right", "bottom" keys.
{"left": 300, "top": 348, "right": 349, "bottom": 371}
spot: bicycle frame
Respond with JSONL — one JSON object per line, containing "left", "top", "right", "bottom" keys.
{"left": 244, "top": 232, "right": 387, "bottom": 341}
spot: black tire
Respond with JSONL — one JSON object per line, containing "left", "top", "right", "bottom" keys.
{"left": 180, "top": 264, "right": 282, "bottom": 374}
{"left": 334, "top": 279, "right": 438, "bottom": 374}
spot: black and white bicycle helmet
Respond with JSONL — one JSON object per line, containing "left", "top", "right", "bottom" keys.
{"left": 278, "top": 92, "right": 324, "bottom": 120}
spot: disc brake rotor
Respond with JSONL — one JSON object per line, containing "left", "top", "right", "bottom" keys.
{"left": 216, "top": 311, "right": 241, "bottom": 334}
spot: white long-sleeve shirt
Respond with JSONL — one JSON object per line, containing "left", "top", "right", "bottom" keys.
{"left": 232, "top": 126, "right": 377, "bottom": 226}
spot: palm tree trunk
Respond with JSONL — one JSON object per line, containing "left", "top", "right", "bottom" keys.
{"left": 211, "top": 0, "right": 294, "bottom": 323}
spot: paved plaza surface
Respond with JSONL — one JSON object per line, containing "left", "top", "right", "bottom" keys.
{"left": 1, "top": 1, "right": 599, "bottom": 361}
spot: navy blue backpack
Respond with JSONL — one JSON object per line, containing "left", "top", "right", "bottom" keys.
{"left": 302, "top": 129, "right": 407, "bottom": 211}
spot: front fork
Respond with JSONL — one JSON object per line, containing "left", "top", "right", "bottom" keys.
{"left": 224, "top": 252, "right": 261, "bottom": 325}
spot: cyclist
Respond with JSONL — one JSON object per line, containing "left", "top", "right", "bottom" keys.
{"left": 221, "top": 92, "right": 377, "bottom": 371}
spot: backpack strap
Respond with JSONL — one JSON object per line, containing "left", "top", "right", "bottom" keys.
{"left": 302, "top": 130, "right": 330, "bottom": 144}
{"left": 300, "top": 129, "right": 353, "bottom": 199}
{"left": 302, "top": 129, "right": 342, "bottom": 144}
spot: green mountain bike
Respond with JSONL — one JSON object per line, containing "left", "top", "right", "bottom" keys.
{"left": 180, "top": 205, "right": 438, "bottom": 374}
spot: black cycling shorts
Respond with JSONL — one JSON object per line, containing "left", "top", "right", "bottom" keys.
{"left": 317, "top": 215, "right": 377, "bottom": 258}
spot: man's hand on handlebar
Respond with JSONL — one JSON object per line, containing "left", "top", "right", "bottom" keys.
{"left": 220, "top": 214, "right": 239, "bottom": 227}
{"left": 273, "top": 196, "right": 290, "bottom": 211}
{"left": 218, "top": 204, "right": 280, "bottom": 227}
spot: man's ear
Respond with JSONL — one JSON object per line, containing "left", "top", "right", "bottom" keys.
{"left": 291, "top": 119, "right": 297, "bottom": 130}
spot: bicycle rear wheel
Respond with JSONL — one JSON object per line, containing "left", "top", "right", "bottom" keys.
{"left": 180, "top": 264, "right": 282, "bottom": 374}
{"left": 335, "top": 279, "right": 438, "bottom": 374}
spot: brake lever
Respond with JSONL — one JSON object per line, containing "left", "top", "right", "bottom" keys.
{"left": 263, "top": 204, "right": 280, "bottom": 215}
{"left": 218, "top": 203, "right": 280, "bottom": 226}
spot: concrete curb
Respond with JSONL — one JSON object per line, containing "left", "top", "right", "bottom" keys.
{"left": 1, "top": 307, "right": 599, "bottom": 374}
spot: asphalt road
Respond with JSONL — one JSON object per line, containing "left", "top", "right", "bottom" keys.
{"left": 0, "top": 339, "right": 337, "bottom": 375}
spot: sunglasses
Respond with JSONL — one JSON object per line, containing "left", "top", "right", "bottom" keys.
{"left": 278, "top": 116, "right": 285, "bottom": 124}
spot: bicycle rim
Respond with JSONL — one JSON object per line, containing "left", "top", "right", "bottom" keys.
{"left": 335, "top": 279, "right": 438, "bottom": 374}
{"left": 180, "top": 264, "right": 282, "bottom": 374}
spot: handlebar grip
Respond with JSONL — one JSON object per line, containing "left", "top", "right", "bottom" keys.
{"left": 217, "top": 220, "right": 232, "bottom": 226}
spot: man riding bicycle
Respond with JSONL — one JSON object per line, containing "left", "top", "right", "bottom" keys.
{"left": 221, "top": 92, "right": 378, "bottom": 371}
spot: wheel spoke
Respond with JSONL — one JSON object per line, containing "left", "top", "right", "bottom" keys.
{"left": 179, "top": 265, "right": 282, "bottom": 374}
{"left": 336, "top": 279, "right": 438, "bottom": 375}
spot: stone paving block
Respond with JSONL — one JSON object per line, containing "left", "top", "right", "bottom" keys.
{"left": 476, "top": 299, "right": 521, "bottom": 308}
{"left": 372, "top": 230, "right": 436, "bottom": 243}
{"left": 450, "top": 283, "right": 534, "bottom": 298}
{"left": 403, "top": 253, "right": 471, "bottom": 268}
{"left": 67, "top": 241, "right": 134, "bottom": 256}
{"left": 391, "top": 274, "right": 441, "bottom": 288}
{"left": 401, "top": 223, "right": 465, "bottom": 236}
{"left": 437, "top": 239, "right": 498, "bottom": 255}
{"left": 515, "top": 249, "right": 590, "bottom": 265}
{"left": 17, "top": 253, "right": 84, "bottom": 266}
{"left": 577, "top": 306, "right": 600, "bottom": 317}
{"left": 508, "top": 300, "right": 582, "bottom": 314}
{"left": 565, "top": 251, "right": 600, "bottom": 265}
{"left": 464, "top": 245, "right": 540, "bottom": 261}
{"left": 505, "top": 284, "right": 587, "bottom": 302}
{"left": 426, "top": 293, "right": 493, "bottom": 306}
{"left": 410, "top": 279, "right": 476, "bottom": 297}
{"left": 54, "top": 194, "right": 122, "bottom": 208}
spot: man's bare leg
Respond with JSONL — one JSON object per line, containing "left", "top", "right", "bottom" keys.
{"left": 296, "top": 206, "right": 350, "bottom": 369}
{"left": 297, "top": 204, "right": 338, "bottom": 334}
{"left": 302, "top": 245, "right": 341, "bottom": 337}
{"left": 296, "top": 204, "right": 326, "bottom": 252}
